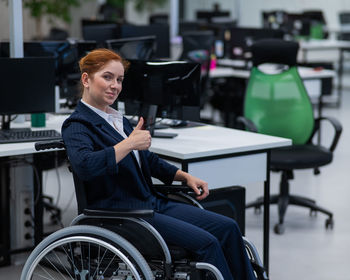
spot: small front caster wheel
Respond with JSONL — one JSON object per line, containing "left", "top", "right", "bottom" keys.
{"left": 274, "top": 223, "right": 285, "bottom": 234}
{"left": 254, "top": 206, "right": 262, "bottom": 215}
{"left": 325, "top": 218, "right": 334, "bottom": 229}
{"left": 309, "top": 209, "right": 317, "bottom": 217}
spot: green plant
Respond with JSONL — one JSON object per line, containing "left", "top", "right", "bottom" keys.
{"left": 22, "top": 0, "right": 84, "bottom": 39}
{"left": 105, "top": 0, "right": 167, "bottom": 13}
{"left": 133, "top": 0, "right": 167, "bottom": 12}
{"left": 23, "top": 0, "right": 81, "bottom": 24}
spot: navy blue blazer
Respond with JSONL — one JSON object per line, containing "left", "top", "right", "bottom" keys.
{"left": 61, "top": 101, "right": 178, "bottom": 210}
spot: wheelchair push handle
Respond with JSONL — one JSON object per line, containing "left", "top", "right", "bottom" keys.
{"left": 35, "top": 140, "right": 65, "bottom": 151}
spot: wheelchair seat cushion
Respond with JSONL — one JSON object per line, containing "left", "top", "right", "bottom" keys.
{"left": 168, "top": 245, "right": 195, "bottom": 261}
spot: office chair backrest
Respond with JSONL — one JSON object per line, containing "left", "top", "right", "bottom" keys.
{"left": 244, "top": 39, "right": 314, "bottom": 144}
{"left": 339, "top": 12, "right": 350, "bottom": 25}
{"left": 71, "top": 171, "right": 88, "bottom": 214}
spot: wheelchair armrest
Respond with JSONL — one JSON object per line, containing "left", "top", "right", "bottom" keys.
{"left": 83, "top": 208, "right": 154, "bottom": 218}
{"left": 308, "top": 116, "right": 342, "bottom": 152}
{"left": 236, "top": 116, "right": 258, "bottom": 133}
{"left": 152, "top": 184, "right": 193, "bottom": 195}
{"left": 35, "top": 140, "right": 65, "bottom": 151}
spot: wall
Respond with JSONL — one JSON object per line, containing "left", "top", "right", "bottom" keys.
{"left": 237, "top": 0, "right": 349, "bottom": 30}
{"left": 0, "top": 0, "right": 99, "bottom": 41}
{"left": 1, "top": 0, "right": 349, "bottom": 41}
{"left": 184, "top": 0, "right": 238, "bottom": 21}
{"left": 125, "top": 1, "right": 170, "bottom": 25}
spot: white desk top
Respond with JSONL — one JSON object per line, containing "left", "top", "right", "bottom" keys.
{"left": 299, "top": 39, "right": 350, "bottom": 50}
{"left": 0, "top": 114, "right": 68, "bottom": 157}
{"left": 0, "top": 115, "right": 291, "bottom": 160}
{"left": 210, "top": 65, "right": 335, "bottom": 80}
{"left": 150, "top": 125, "right": 291, "bottom": 160}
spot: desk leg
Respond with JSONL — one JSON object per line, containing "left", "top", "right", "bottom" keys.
{"left": 0, "top": 161, "right": 11, "bottom": 266}
{"left": 337, "top": 48, "right": 345, "bottom": 107}
{"left": 33, "top": 159, "right": 43, "bottom": 245}
{"left": 263, "top": 151, "right": 271, "bottom": 274}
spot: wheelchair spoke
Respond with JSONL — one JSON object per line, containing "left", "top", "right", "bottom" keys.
{"left": 22, "top": 228, "right": 152, "bottom": 280}
{"left": 34, "top": 264, "right": 57, "bottom": 280}
{"left": 100, "top": 254, "right": 117, "bottom": 276}
{"left": 62, "top": 244, "right": 78, "bottom": 280}
{"left": 42, "top": 254, "right": 69, "bottom": 280}
{"left": 51, "top": 249, "right": 75, "bottom": 279}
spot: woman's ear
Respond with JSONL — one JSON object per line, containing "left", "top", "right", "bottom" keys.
{"left": 81, "top": 72, "right": 89, "bottom": 88}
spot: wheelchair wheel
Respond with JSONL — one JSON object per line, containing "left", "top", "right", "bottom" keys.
{"left": 21, "top": 225, "right": 154, "bottom": 280}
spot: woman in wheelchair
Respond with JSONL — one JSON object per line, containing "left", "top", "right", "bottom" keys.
{"left": 58, "top": 48, "right": 257, "bottom": 280}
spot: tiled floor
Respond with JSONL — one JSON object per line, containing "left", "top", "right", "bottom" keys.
{"left": 1, "top": 83, "right": 350, "bottom": 280}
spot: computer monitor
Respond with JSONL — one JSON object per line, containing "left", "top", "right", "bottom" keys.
{"left": 229, "top": 27, "right": 285, "bottom": 61}
{"left": 119, "top": 60, "right": 201, "bottom": 122}
{"left": 0, "top": 41, "right": 74, "bottom": 81}
{"left": 196, "top": 10, "right": 230, "bottom": 23}
{"left": 75, "top": 40, "right": 97, "bottom": 58}
{"left": 289, "top": 13, "right": 316, "bottom": 38}
{"left": 82, "top": 23, "right": 119, "bottom": 46}
{"left": 120, "top": 24, "right": 170, "bottom": 58}
{"left": 0, "top": 57, "right": 56, "bottom": 130}
{"left": 106, "top": 36, "right": 156, "bottom": 60}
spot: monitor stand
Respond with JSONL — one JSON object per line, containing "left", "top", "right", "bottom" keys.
{"left": 153, "top": 131, "right": 177, "bottom": 138}
{"left": 1, "top": 115, "right": 11, "bottom": 130}
{"left": 140, "top": 104, "right": 177, "bottom": 138}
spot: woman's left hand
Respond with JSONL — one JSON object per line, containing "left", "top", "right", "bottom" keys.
{"left": 186, "top": 174, "right": 209, "bottom": 200}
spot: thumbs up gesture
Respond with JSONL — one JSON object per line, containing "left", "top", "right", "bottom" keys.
{"left": 128, "top": 117, "right": 152, "bottom": 150}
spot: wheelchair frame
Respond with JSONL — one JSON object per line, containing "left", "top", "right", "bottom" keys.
{"left": 20, "top": 140, "right": 268, "bottom": 280}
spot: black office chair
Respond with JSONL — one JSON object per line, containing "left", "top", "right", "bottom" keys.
{"left": 338, "top": 12, "right": 350, "bottom": 40}
{"left": 238, "top": 39, "right": 342, "bottom": 234}
{"left": 180, "top": 30, "right": 215, "bottom": 109}
{"left": 21, "top": 140, "right": 269, "bottom": 280}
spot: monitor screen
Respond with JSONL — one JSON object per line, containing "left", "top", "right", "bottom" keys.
{"left": 229, "top": 27, "right": 285, "bottom": 60}
{"left": 196, "top": 10, "right": 230, "bottom": 23}
{"left": 75, "top": 40, "right": 98, "bottom": 59}
{"left": 0, "top": 57, "right": 56, "bottom": 115}
{"left": 0, "top": 41, "right": 74, "bottom": 81}
{"left": 120, "top": 24, "right": 170, "bottom": 58}
{"left": 119, "top": 60, "right": 201, "bottom": 121}
{"left": 106, "top": 36, "right": 156, "bottom": 60}
{"left": 82, "top": 23, "right": 119, "bottom": 45}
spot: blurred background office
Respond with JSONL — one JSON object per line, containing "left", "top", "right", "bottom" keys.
{"left": 0, "top": 0, "right": 349, "bottom": 41}
{"left": 1, "top": 1, "right": 350, "bottom": 280}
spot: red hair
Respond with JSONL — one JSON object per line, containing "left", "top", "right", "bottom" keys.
{"left": 79, "top": 48, "right": 129, "bottom": 76}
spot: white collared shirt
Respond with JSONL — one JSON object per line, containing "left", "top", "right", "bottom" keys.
{"left": 81, "top": 100, "right": 141, "bottom": 167}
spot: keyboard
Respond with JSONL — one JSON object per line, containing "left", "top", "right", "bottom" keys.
{"left": 0, "top": 129, "right": 62, "bottom": 144}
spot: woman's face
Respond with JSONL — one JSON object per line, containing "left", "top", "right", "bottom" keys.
{"left": 82, "top": 60, "right": 124, "bottom": 112}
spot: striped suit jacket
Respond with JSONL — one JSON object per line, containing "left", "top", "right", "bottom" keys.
{"left": 61, "top": 101, "right": 178, "bottom": 210}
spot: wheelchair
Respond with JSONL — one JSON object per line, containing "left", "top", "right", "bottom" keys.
{"left": 21, "top": 140, "right": 268, "bottom": 280}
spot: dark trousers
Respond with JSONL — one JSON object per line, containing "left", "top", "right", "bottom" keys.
{"left": 146, "top": 199, "right": 256, "bottom": 280}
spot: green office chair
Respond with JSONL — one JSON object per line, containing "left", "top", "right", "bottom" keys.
{"left": 240, "top": 39, "right": 342, "bottom": 234}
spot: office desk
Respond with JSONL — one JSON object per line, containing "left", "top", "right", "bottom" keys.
{"left": 0, "top": 115, "right": 67, "bottom": 265}
{"left": 0, "top": 115, "right": 291, "bottom": 271}
{"left": 211, "top": 62, "right": 335, "bottom": 80}
{"left": 299, "top": 39, "right": 350, "bottom": 107}
{"left": 150, "top": 124, "right": 291, "bottom": 271}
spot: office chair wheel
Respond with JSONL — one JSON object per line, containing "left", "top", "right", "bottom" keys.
{"left": 254, "top": 206, "right": 262, "bottom": 214}
{"left": 20, "top": 225, "right": 154, "bottom": 280}
{"left": 309, "top": 209, "right": 317, "bottom": 217}
{"left": 325, "top": 217, "right": 334, "bottom": 229}
{"left": 273, "top": 223, "right": 285, "bottom": 235}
